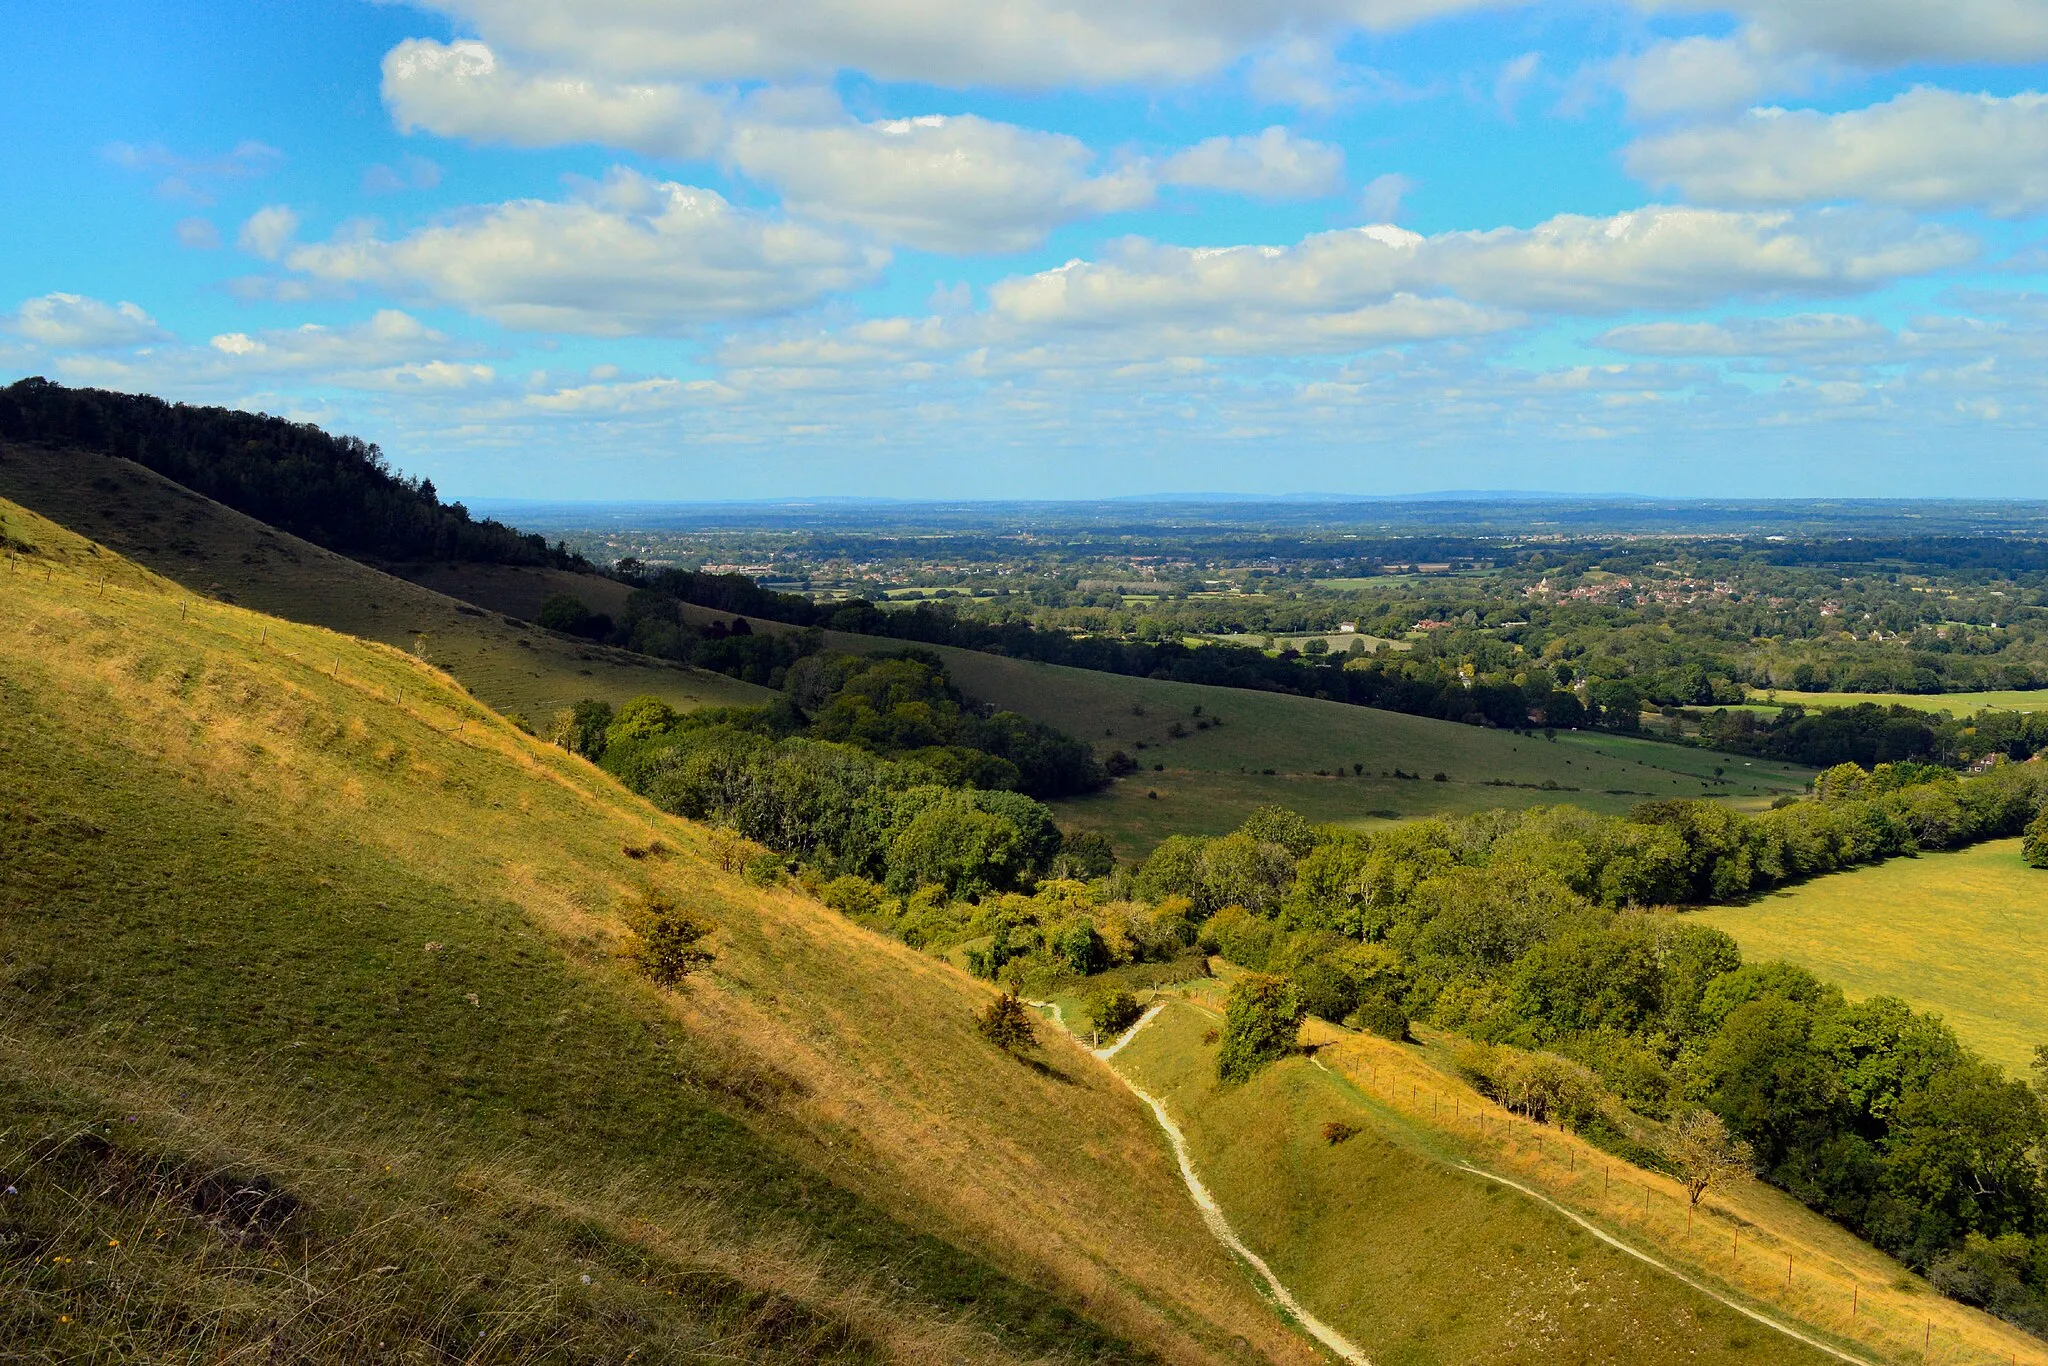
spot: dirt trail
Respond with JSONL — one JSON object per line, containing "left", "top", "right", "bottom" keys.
{"left": 1032, "top": 1001, "right": 1373, "bottom": 1365}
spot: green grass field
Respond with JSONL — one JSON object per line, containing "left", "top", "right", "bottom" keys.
{"left": 0, "top": 496, "right": 1310, "bottom": 1365}
{"left": 1741, "top": 689, "right": 2048, "bottom": 716}
{"left": 0, "top": 443, "right": 769, "bottom": 725}
{"left": 1696, "top": 839, "right": 2048, "bottom": 1074}
{"left": 907, "top": 648, "right": 1813, "bottom": 854}
{"left": 1114, "top": 1001, "right": 1847, "bottom": 1366}
{"left": 1100, "top": 989, "right": 2048, "bottom": 1365}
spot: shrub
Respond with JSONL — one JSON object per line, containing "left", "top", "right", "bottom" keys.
{"left": 629, "top": 893, "right": 715, "bottom": 987}
{"left": 1354, "top": 995, "right": 1412, "bottom": 1043}
{"left": 820, "top": 875, "right": 883, "bottom": 917}
{"left": 1217, "top": 974, "right": 1304, "bottom": 1084}
{"left": 2026, "top": 808, "right": 2048, "bottom": 869}
{"left": 1088, "top": 988, "right": 1143, "bottom": 1038}
{"left": 976, "top": 992, "right": 1038, "bottom": 1053}
{"left": 1322, "top": 1120, "right": 1360, "bottom": 1145}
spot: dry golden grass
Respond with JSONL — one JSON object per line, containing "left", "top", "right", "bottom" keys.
{"left": 0, "top": 442, "right": 768, "bottom": 723}
{"left": 0, "top": 494, "right": 1312, "bottom": 1365}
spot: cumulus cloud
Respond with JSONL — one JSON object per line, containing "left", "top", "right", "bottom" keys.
{"left": 11, "top": 293, "right": 168, "bottom": 350}
{"left": 238, "top": 205, "right": 300, "bottom": 261}
{"left": 1359, "top": 172, "right": 1415, "bottom": 222}
{"left": 726, "top": 112, "right": 1153, "bottom": 253}
{"left": 989, "top": 206, "right": 1972, "bottom": 329}
{"left": 1645, "top": 0, "right": 2048, "bottom": 67}
{"left": 1608, "top": 34, "right": 1826, "bottom": 118}
{"left": 1160, "top": 127, "right": 1345, "bottom": 199}
{"left": 1628, "top": 88, "right": 2048, "bottom": 217}
{"left": 283, "top": 168, "right": 885, "bottom": 334}
{"left": 405, "top": 0, "right": 1511, "bottom": 89}
{"left": 382, "top": 39, "right": 727, "bottom": 159}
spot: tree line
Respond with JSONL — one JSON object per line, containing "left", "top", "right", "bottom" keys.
{"left": 0, "top": 378, "right": 584, "bottom": 568}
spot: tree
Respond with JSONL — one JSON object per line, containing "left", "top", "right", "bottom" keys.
{"left": 977, "top": 991, "right": 1038, "bottom": 1053}
{"left": 1088, "top": 988, "right": 1143, "bottom": 1039}
{"left": 1217, "top": 974, "right": 1304, "bottom": 1083}
{"left": 2025, "top": 808, "right": 2048, "bottom": 869}
{"left": 630, "top": 893, "right": 715, "bottom": 987}
{"left": 1666, "top": 1109, "right": 1753, "bottom": 1207}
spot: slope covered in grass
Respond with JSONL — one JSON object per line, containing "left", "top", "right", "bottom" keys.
{"left": 1109, "top": 994, "right": 2047, "bottom": 1366}
{"left": 0, "top": 496, "right": 1310, "bottom": 1365}
{"left": 0, "top": 442, "right": 767, "bottom": 724}
{"left": 1697, "top": 838, "right": 2048, "bottom": 1073}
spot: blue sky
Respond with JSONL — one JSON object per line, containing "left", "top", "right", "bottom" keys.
{"left": 6, "top": 0, "right": 2048, "bottom": 500}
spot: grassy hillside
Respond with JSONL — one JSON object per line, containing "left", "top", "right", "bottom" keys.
{"left": 362, "top": 560, "right": 1820, "bottom": 856}
{"left": 1696, "top": 839, "right": 2048, "bottom": 1073}
{"left": 906, "top": 649, "right": 1813, "bottom": 854}
{"left": 0, "top": 441, "right": 768, "bottom": 724}
{"left": 1108, "top": 990, "right": 2047, "bottom": 1366}
{"left": 0, "top": 496, "right": 1313, "bottom": 1364}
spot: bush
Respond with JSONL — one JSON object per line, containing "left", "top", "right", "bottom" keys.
{"left": 976, "top": 992, "right": 1038, "bottom": 1053}
{"left": 1322, "top": 1120, "right": 1360, "bottom": 1145}
{"left": 2026, "top": 808, "right": 2048, "bottom": 869}
{"left": 1217, "top": 974, "right": 1304, "bottom": 1084}
{"left": 1088, "top": 988, "right": 1143, "bottom": 1038}
{"left": 629, "top": 893, "right": 715, "bottom": 987}
{"left": 1353, "top": 995, "right": 1411, "bottom": 1043}
{"left": 820, "top": 875, "right": 883, "bottom": 917}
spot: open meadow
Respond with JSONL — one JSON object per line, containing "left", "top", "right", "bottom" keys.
{"left": 1742, "top": 690, "right": 2048, "bottom": 716}
{"left": 1696, "top": 839, "right": 2048, "bottom": 1074}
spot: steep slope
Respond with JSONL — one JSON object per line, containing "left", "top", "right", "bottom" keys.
{"left": 0, "top": 440, "right": 768, "bottom": 723}
{"left": 0, "top": 497, "right": 1311, "bottom": 1364}
{"left": 1108, "top": 994, "right": 2048, "bottom": 1366}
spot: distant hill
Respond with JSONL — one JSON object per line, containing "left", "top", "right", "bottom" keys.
{"left": 0, "top": 377, "right": 582, "bottom": 568}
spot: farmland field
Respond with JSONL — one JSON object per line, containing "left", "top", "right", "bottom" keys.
{"left": 1696, "top": 839, "right": 2048, "bottom": 1073}
{"left": 1740, "top": 689, "right": 2048, "bottom": 716}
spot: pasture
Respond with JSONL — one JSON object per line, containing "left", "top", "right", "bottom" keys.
{"left": 1696, "top": 839, "right": 2048, "bottom": 1074}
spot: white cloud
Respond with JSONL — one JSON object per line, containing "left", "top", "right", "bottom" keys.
{"left": 103, "top": 139, "right": 284, "bottom": 205}
{"left": 11, "top": 293, "right": 169, "bottom": 350}
{"left": 405, "top": 0, "right": 1512, "bottom": 89}
{"left": 283, "top": 168, "right": 884, "bottom": 334}
{"left": 1597, "top": 312, "right": 1892, "bottom": 358}
{"left": 175, "top": 217, "right": 221, "bottom": 250}
{"left": 1359, "top": 172, "right": 1415, "bottom": 223}
{"left": 726, "top": 112, "right": 1152, "bottom": 254}
{"left": 1645, "top": 0, "right": 2048, "bottom": 67}
{"left": 1493, "top": 51, "right": 1541, "bottom": 118}
{"left": 204, "top": 309, "right": 471, "bottom": 373}
{"left": 382, "top": 39, "right": 727, "bottom": 159}
{"left": 1160, "top": 127, "right": 1345, "bottom": 200}
{"left": 238, "top": 205, "right": 301, "bottom": 261}
{"left": 364, "top": 153, "right": 444, "bottom": 195}
{"left": 1609, "top": 34, "right": 1825, "bottom": 118}
{"left": 1628, "top": 88, "right": 2048, "bottom": 217}
{"left": 989, "top": 206, "right": 1972, "bottom": 328}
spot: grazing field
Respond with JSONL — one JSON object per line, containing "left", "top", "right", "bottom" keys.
{"left": 1742, "top": 689, "right": 2048, "bottom": 716}
{"left": 1103, "top": 991, "right": 2047, "bottom": 1366}
{"left": 0, "top": 443, "right": 768, "bottom": 724}
{"left": 0, "top": 497, "right": 1309, "bottom": 1365}
{"left": 907, "top": 648, "right": 1814, "bottom": 853}
{"left": 1696, "top": 839, "right": 2048, "bottom": 1074}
